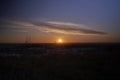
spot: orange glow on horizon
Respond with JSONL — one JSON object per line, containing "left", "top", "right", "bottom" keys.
{"left": 56, "top": 38, "right": 63, "bottom": 43}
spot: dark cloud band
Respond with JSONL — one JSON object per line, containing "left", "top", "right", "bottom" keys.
{"left": 0, "top": 19, "right": 107, "bottom": 35}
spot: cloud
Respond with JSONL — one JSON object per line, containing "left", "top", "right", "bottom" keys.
{"left": 33, "top": 21, "right": 106, "bottom": 35}
{"left": 0, "top": 19, "right": 35, "bottom": 33}
{"left": 0, "top": 19, "right": 34, "bottom": 28}
{"left": 0, "top": 19, "right": 107, "bottom": 35}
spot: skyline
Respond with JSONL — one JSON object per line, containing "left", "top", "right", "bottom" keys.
{"left": 0, "top": 0, "right": 120, "bottom": 43}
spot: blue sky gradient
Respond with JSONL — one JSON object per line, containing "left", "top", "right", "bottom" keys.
{"left": 0, "top": 0, "right": 120, "bottom": 43}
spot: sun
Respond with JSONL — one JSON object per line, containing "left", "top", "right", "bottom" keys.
{"left": 56, "top": 38, "right": 63, "bottom": 43}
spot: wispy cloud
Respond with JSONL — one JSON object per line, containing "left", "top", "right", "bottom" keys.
{"left": 0, "top": 19, "right": 35, "bottom": 33}
{"left": 0, "top": 19, "right": 107, "bottom": 35}
{"left": 33, "top": 21, "right": 106, "bottom": 35}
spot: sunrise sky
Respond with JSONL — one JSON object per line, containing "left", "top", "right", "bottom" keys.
{"left": 0, "top": 0, "right": 120, "bottom": 43}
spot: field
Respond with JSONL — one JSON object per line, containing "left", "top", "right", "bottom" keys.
{"left": 0, "top": 43, "right": 120, "bottom": 80}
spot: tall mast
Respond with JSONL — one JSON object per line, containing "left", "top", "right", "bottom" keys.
{"left": 25, "top": 36, "right": 31, "bottom": 44}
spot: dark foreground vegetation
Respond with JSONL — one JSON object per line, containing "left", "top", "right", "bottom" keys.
{"left": 0, "top": 43, "right": 120, "bottom": 80}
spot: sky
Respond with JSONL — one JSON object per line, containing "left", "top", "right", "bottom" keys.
{"left": 0, "top": 0, "right": 120, "bottom": 43}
